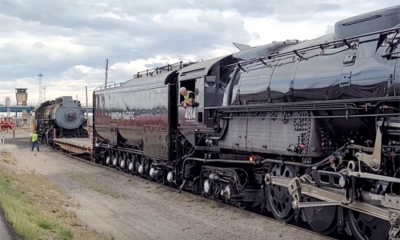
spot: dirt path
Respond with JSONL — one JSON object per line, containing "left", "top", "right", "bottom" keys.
{"left": 0, "top": 138, "right": 331, "bottom": 240}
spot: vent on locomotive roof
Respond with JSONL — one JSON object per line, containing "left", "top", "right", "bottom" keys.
{"left": 334, "top": 5, "right": 400, "bottom": 39}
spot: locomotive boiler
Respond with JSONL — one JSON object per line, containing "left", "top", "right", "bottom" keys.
{"left": 34, "top": 96, "right": 88, "bottom": 146}
{"left": 93, "top": 5, "right": 400, "bottom": 240}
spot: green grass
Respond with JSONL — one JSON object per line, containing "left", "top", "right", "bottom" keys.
{"left": 0, "top": 171, "right": 77, "bottom": 240}
{"left": 59, "top": 228, "right": 74, "bottom": 240}
{"left": 0, "top": 151, "right": 115, "bottom": 240}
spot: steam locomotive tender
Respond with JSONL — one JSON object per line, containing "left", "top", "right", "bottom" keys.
{"left": 93, "top": 6, "right": 400, "bottom": 240}
{"left": 35, "top": 96, "right": 88, "bottom": 146}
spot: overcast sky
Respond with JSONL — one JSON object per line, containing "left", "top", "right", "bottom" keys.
{"left": 0, "top": 0, "right": 397, "bottom": 105}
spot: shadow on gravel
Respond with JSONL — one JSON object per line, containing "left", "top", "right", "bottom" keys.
{"left": 2, "top": 138, "right": 33, "bottom": 149}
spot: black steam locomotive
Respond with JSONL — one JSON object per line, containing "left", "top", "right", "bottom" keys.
{"left": 34, "top": 96, "right": 88, "bottom": 146}
{"left": 93, "top": 5, "right": 400, "bottom": 240}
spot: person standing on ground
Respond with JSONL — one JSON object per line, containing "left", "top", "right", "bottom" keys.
{"left": 31, "top": 131, "right": 39, "bottom": 151}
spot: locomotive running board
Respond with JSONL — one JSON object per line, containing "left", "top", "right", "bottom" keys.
{"left": 264, "top": 174, "right": 400, "bottom": 239}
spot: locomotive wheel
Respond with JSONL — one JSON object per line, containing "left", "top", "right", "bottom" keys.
{"left": 120, "top": 152, "right": 127, "bottom": 171}
{"left": 266, "top": 164, "right": 296, "bottom": 222}
{"left": 40, "top": 134, "right": 45, "bottom": 144}
{"left": 105, "top": 153, "right": 111, "bottom": 166}
{"left": 112, "top": 152, "right": 119, "bottom": 168}
{"left": 46, "top": 129, "right": 54, "bottom": 147}
{"left": 128, "top": 154, "right": 137, "bottom": 174}
{"left": 302, "top": 197, "right": 338, "bottom": 235}
{"left": 301, "top": 167, "right": 338, "bottom": 235}
{"left": 347, "top": 209, "right": 391, "bottom": 240}
{"left": 106, "top": 150, "right": 114, "bottom": 167}
{"left": 44, "top": 130, "right": 48, "bottom": 145}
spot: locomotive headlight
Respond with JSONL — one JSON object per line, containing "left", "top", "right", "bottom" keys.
{"left": 249, "top": 154, "right": 259, "bottom": 162}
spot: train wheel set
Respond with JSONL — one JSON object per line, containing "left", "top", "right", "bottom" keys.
{"left": 91, "top": 117, "right": 399, "bottom": 240}
{"left": 37, "top": 5, "right": 400, "bottom": 240}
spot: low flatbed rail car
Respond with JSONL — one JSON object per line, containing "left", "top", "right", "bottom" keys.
{"left": 53, "top": 138, "right": 92, "bottom": 155}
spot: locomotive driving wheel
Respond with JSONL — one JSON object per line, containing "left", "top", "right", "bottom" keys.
{"left": 301, "top": 167, "right": 338, "bottom": 235}
{"left": 301, "top": 196, "right": 338, "bottom": 235}
{"left": 266, "top": 163, "right": 296, "bottom": 222}
{"left": 347, "top": 210, "right": 391, "bottom": 240}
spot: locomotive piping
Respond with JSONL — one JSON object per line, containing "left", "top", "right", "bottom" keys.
{"left": 259, "top": 146, "right": 346, "bottom": 168}
{"left": 204, "top": 96, "right": 400, "bottom": 111}
{"left": 210, "top": 119, "right": 228, "bottom": 140}
{"left": 180, "top": 157, "right": 256, "bottom": 175}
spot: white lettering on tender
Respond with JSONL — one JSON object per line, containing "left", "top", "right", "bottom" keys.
{"left": 106, "top": 111, "right": 136, "bottom": 120}
{"left": 185, "top": 107, "right": 196, "bottom": 120}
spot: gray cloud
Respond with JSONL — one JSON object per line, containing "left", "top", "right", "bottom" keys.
{"left": 0, "top": 0, "right": 257, "bottom": 81}
{"left": 0, "top": 0, "right": 398, "bottom": 103}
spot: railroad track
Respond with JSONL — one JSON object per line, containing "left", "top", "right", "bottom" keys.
{"left": 54, "top": 148, "right": 353, "bottom": 240}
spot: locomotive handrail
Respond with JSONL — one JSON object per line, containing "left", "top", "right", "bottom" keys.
{"left": 94, "top": 81, "right": 121, "bottom": 91}
{"left": 263, "top": 27, "right": 400, "bottom": 59}
{"left": 133, "top": 61, "right": 185, "bottom": 79}
{"left": 221, "top": 27, "right": 400, "bottom": 70}
{"left": 204, "top": 96, "right": 400, "bottom": 111}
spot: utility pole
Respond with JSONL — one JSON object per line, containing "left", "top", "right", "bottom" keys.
{"left": 43, "top": 86, "right": 46, "bottom": 102}
{"left": 38, "top": 73, "right": 43, "bottom": 105}
{"left": 105, "top": 59, "right": 108, "bottom": 88}
{"left": 5, "top": 97, "right": 10, "bottom": 117}
{"left": 85, "top": 85, "right": 89, "bottom": 128}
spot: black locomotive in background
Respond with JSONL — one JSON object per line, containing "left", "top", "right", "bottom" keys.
{"left": 92, "top": 5, "right": 400, "bottom": 240}
{"left": 34, "top": 96, "right": 88, "bottom": 146}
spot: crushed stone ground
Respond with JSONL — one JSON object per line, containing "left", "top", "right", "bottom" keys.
{"left": 0, "top": 137, "right": 330, "bottom": 240}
